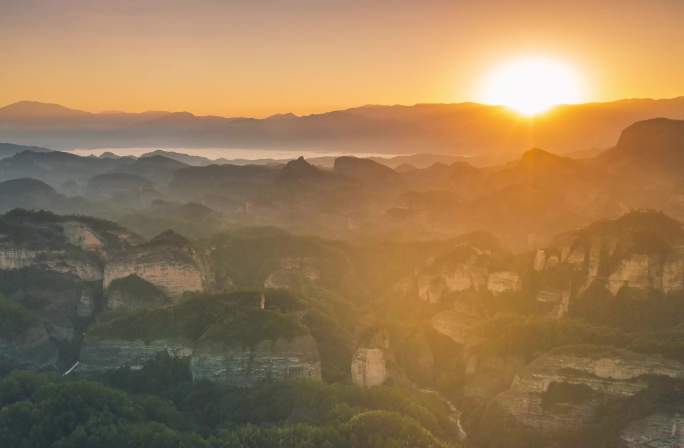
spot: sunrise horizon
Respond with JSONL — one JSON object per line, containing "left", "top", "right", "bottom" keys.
{"left": 5, "top": 1, "right": 684, "bottom": 117}
{"left": 5, "top": 94, "right": 684, "bottom": 120}
{"left": 7, "top": 4, "right": 684, "bottom": 448}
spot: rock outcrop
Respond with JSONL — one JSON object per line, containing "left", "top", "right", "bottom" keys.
{"left": 0, "top": 211, "right": 202, "bottom": 370}
{"left": 531, "top": 211, "right": 684, "bottom": 317}
{"left": 104, "top": 230, "right": 206, "bottom": 299}
{"left": 104, "top": 274, "right": 170, "bottom": 310}
{"left": 414, "top": 243, "right": 520, "bottom": 304}
{"left": 496, "top": 346, "right": 684, "bottom": 434}
{"left": 191, "top": 335, "right": 322, "bottom": 386}
{"left": 351, "top": 348, "right": 388, "bottom": 387}
{"left": 77, "top": 292, "right": 323, "bottom": 385}
{"left": 621, "top": 411, "right": 684, "bottom": 448}
{"left": 78, "top": 337, "right": 193, "bottom": 373}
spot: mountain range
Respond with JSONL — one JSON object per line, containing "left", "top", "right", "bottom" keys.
{"left": 5, "top": 101, "right": 684, "bottom": 448}
{"left": 1, "top": 116, "right": 684, "bottom": 248}
{"left": 3, "top": 98, "right": 684, "bottom": 158}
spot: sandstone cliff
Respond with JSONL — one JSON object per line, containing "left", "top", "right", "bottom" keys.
{"left": 411, "top": 240, "right": 521, "bottom": 305}
{"left": 621, "top": 410, "right": 684, "bottom": 448}
{"left": 103, "top": 230, "right": 207, "bottom": 299}
{"left": 191, "top": 335, "right": 321, "bottom": 386}
{"left": 495, "top": 346, "right": 684, "bottom": 435}
{"left": 78, "top": 293, "right": 323, "bottom": 385}
{"left": 531, "top": 211, "right": 684, "bottom": 317}
{"left": 351, "top": 348, "right": 388, "bottom": 387}
{"left": 78, "top": 337, "right": 193, "bottom": 373}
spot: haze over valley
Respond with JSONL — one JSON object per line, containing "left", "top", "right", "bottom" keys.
{"left": 5, "top": 1, "right": 684, "bottom": 447}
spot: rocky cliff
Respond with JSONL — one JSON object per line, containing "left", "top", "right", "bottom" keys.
{"left": 531, "top": 211, "right": 684, "bottom": 317}
{"left": 103, "top": 230, "right": 207, "bottom": 299}
{"left": 621, "top": 410, "right": 684, "bottom": 448}
{"left": 191, "top": 335, "right": 321, "bottom": 386}
{"left": 495, "top": 346, "right": 684, "bottom": 435}
{"left": 414, "top": 242, "right": 521, "bottom": 304}
{"left": 78, "top": 293, "right": 323, "bottom": 385}
{"left": 0, "top": 211, "right": 144, "bottom": 369}
{"left": 0, "top": 211, "right": 213, "bottom": 371}
{"left": 351, "top": 348, "right": 388, "bottom": 387}
{"left": 79, "top": 337, "right": 193, "bottom": 373}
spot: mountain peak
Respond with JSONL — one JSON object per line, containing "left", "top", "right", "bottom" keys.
{"left": 518, "top": 148, "right": 575, "bottom": 169}
{"left": 146, "top": 229, "right": 191, "bottom": 247}
{"left": 615, "top": 118, "right": 684, "bottom": 153}
{"left": 266, "top": 112, "right": 298, "bottom": 120}
{"left": 281, "top": 156, "right": 326, "bottom": 181}
{"left": 0, "top": 101, "right": 89, "bottom": 118}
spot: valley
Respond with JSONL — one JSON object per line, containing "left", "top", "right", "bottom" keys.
{"left": 3, "top": 116, "right": 684, "bottom": 446}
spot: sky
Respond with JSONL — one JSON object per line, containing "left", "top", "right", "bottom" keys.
{"left": 2, "top": 0, "right": 684, "bottom": 117}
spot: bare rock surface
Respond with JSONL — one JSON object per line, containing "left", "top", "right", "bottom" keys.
{"left": 496, "top": 346, "right": 684, "bottom": 434}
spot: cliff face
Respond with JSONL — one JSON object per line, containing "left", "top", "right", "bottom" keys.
{"left": 0, "top": 213, "right": 333, "bottom": 386}
{"left": 413, "top": 244, "right": 521, "bottom": 304}
{"left": 104, "top": 259, "right": 204, "bottom": 299}
{"left": 0, "top": 212, "right": 144, "bottom": 369}
{"left": 351, "top": 348, "right": 388, "bottom": 387}
{"left": 191, "top": 335, "right": 322, "bottom": 386}
{"left": 495, "top": 346, "right": 684, "bottom": 434}
{"left": 103, "top": 230, "right": 207, "bottom": 299}
{"left": 621, "top": 411, "right": 684, "bottom": 448}
{"left": 80, "top": 325, "right": 322, "bottom": 386}
{"left": 0, "top": 247, "right": 103, "bottom": 281}
{"left": 0, "top": 211, "right": 141, "bottom": 279}
{"left": 0, "top": 212, "right": 210, "bottom": 370}
{"left": 78, "top": 337, "right": 193, "bottom": 373}
{"left": 78, "top": 291, "right": 323, "bottom": 385}
{"left": 532, "top": 211, "right": 684, "bottom": 317}
{"left": 104, "top": 274, "right": 170, "bottom": 310}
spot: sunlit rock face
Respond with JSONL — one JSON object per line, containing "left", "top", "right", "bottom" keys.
{"left": 496, "top": 346, "right": 684, "bottom": 434}
{"left": 351, "top": 348, "right": 387, "bottom": 387}
{"left": 606, "top": 254, "right": 654, "bottom": 295}
{"left": 486, "top": 270, "right": 521, "bottom": 294}
{"left": 61, "top": 221, "right": 105, "bottom": 254}
{"left": 190, "top": 335, "right": 322, "bottom": 386}
{"left": 535, "top": 289, "right": 571, "bottom": 318}
{"left": 531, "top": 211, "right": 684, "bottom": 317}
{"left": 430, "top": 309, "right": 478, "bottom": 346}
{"left": 621, "top": 411, "right": 684, "bottom": 448}
{"left": 413, "top": 241, "right": 520, "bottom": 304}
{"left": 0, "top": 213, "right": 140, "bottom": 282}
{"left": 103, "top": 230, "right": 206, "bottom": 299}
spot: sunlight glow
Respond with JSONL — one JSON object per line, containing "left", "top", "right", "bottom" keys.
{"left": 480, "top": 57, "right": 584, "bottom": 116}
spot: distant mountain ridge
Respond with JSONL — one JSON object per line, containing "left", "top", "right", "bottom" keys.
{"left": 3, "top": 98, "right": 684, "bottom": 157}
{"left": 0, "top": 142, "right": 52, "bottom": 159}
{"left": 2, "top": 117, "right": 684, "bottom": 247}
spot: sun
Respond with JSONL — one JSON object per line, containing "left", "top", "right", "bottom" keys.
{"left": 480, "top": 57, "right": 584, "bottom": 116}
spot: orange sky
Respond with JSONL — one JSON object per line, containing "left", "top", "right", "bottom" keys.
{"left": 2, "top": 0, "right": 684, "bottom": 117}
